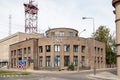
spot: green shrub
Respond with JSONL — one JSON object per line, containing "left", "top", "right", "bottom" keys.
{"left": 67, "top": 63, "right": 74, "bottom": 71}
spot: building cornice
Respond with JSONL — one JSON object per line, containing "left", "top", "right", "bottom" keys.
{"left": 112, "top": 0, "right": 120, "bottom": 7}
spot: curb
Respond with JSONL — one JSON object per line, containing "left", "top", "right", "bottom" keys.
{"left": 88, "top": 74, "right": 120, "bottom": 80}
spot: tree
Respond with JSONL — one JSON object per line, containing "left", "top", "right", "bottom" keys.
{"left": 92, "top": 26, "right": 116, "bottom": 65}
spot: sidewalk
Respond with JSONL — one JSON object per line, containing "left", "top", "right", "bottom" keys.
{"left": 1, "top": 68, "right": 120, "bottom": 79}
{"left": 88, "top": 72, "right": 120, "bottom": 80}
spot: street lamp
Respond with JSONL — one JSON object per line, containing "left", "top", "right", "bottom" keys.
{"left": 82, "top": 17, "right": 96, "bottom": 75}
{"left": 78, "top": 29, "right": 86, "bottom": 72}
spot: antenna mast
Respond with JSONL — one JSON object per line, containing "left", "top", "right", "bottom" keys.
{"left": 9, "top": 14, "right": 11, "bottom": 35}
{"left": 24, "top": 0, "right": 38, "bottom": 33}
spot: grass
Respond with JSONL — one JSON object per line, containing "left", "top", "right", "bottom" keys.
{"left": 0, "top": 70, "right": 31, "bottom": 76}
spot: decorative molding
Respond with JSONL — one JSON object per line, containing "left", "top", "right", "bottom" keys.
{"left": 116, "top": 43, "right": 120, "bottom": 46}
{"left": 116, "top": 55, "right": 120, "bottom": 57}
{"left": 115, "top": 19, "right": 120, "bottom": 23}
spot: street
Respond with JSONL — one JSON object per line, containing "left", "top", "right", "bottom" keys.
{"left": 0, "top": 68, "right": 117, "bottom": 80}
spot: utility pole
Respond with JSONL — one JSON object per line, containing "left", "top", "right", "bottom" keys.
{"left": 9, "top": 14, "right": 11, "bottom": 35}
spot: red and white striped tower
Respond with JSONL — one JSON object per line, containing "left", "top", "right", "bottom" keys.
{"left": 24, "top": 0, "right": 38, "bottom": 33}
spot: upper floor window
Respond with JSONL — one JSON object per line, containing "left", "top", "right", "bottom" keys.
{"left": 51, "top": 32, "right": 55, "bottom": 37}
{"left": 39, "top": 46, "right": 43, "bottom": 53}
{"left": 69, "top": 32, "right": 73, "bottom": 37}
{"left": 28, "top": 47, "right": 31, "bottom": 54}
{"left": 75, "top": 33, "right": 78, "bottom": 37}
{"left": 81, "top": 46, "right": 85, "bottom": 53}
{"left": 24, "top": 48, "right": 26, "bottom": 54}
{"left": 11, "top": 51, "right": 13, "bottom": 56}
{"left": 60, "top": 31, "right": 64, "bottom": 36}
{"left": 64, "top": 44, "right": 70, "bottom": 52}
{"left": 18, "top": 48, "right": 22, "bottom": 55}
{"left": 54, "top": 45, "right": 60, "bottom": 52}
{"left": 101, "top": 48, "right": 103, "bottom": 54}
{"left": 73, "top": 45, "right": 78, "bottom": 52}
{"left": 98, "top": 48, "right": 100, "bottom": 54}
{"left": 46, "top": 45, "right": 51, "bottom": 52}
{"left": 94, "top": 47, "right": 96, "bottom": 54}
{"left": 14, "top": 50, "right": 16, "bottom": 56}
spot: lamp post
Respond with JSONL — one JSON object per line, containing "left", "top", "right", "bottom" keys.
{"left": 82, "top": 17, "right": 96, "bottom": 75}
{"left": 78, "top": 29, "right": 86, "bottom": 72}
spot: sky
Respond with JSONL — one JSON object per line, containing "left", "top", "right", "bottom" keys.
{"left": 0, "top": 0, "right": 115, "bottom": 39}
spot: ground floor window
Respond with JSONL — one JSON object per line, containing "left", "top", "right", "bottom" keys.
{"left": 81, "top": 56, "right": 85, "bottom": 67}
{"left": 46, "top": 56, "right": 51, "bottom": 67}
{"left": 39, "top": 56, "right": 42, "bottom": 67}
{"left": 54, "top": 55, "right": 60, "bottom": 67}
{"left": 64, "top": 56, "right": 69, "bottom": 66}
{"left": 73, "top": 56, "right": 78, "bottom": 66}
{"left": 14, "top": 58, "right": 16, "bottom": 67}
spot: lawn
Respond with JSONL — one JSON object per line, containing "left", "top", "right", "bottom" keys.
{"left": 0, "top": 70, "right": 31, "bottom": 75}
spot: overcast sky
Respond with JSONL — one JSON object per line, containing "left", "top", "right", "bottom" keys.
{"left": 0, "top": 0, "right": 115, "bottom": 39}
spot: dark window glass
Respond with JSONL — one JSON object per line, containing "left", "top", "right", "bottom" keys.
{"left": 46, "top": 56, "right": 51, "bottom": 67}
{"left": 64, "top": 45, "right": 70, "bottom": 52}
{"left": 81, "top": 46, "right": 85, "bottom": 53}
{"left": 39, "top": 56, "right": 42, "bottom": 67}
{"left": 64, "top": 56, "right": 69, "bottom": 66}
{"left": 73, "top": 56, "right": 78, "bottom": 66}
{"left": 39, "top": 46, "right": 43, "bottom": 53}
{"left": 73, "top": 45, "right": 78, "bottom": 52}
{"left": 46, "top": 45, "right": 51, "bottom": 52}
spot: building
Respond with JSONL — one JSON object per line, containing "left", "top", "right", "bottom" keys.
{"left": 112, "top": 0, "right": 120, "bottom": 77}
{"left": 9, "top": 28, "right": 106, "bottom": 70}
{"left": 0, "top": 32, "right": 43, "bottom": 67}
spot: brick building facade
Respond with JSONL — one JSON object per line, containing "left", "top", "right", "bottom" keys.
{"left": 9, "top": 28, "right": 106, "bottom": 70}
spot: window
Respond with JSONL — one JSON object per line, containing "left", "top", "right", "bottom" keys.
{"left": 73, "top": 56, "right": 78, "bottom": 66}
{"left": 14, "top": 50, "right": 16, "bottom": 56}
{"left": 98, "top": 57, "right": 99, "bottom": 63}
{"left": 64, "top": 44, "right": 70, "bottom": 52}
{"left": 39, "top": 56, "right": 42, "bottom": 67}
{"left": 46, "top": 56, "right": 51, "bottom": 67}
{"left": 75, "top": 33, "right": 78, "bottom": 37}
{"left": 54, "top": 55, "right": 60, "bottom": 67}
{"left": 54, "top": 45, "right": 60, "bottom": 52}
{"left": 98, "top": 48, "right": 100, "bottom": 54}
{"left": 46, "top": 45, "right": 51, "bottom": 52}
{"left": 69, "top": 32, "right": 73, "bottom": 36}
{"left": 101, "top": 57, "right": 102, "bottom": 62}
{"left": 60, "top": 31, "right": 64, "bottom": 36}
{"left": 101, "top": 48, "right": 103, "bottom": 54}
{"left": 81, "top": 46, "right": 85, "bottom": 53}
{"left": 24, "top": 48, "right": 26, "bottom": 54}
{"left": 28, "top": 57, "right": 31, "bottom": 66}
{"left": 23, "top": 57, "right": 27, "bottom": 66}
{"left": 81, "top": 56, "right": 85, "bottom": 65}
{"left": 51, "top": 32, "right": 55, "bottom": 37}
{"left": 14, "top": 58, "right": 16, "bottom": 66}
{"left": 11, "top": 59, "right": 13, "bottom": 68}
{"left": 39, "top": 46, "right": 43, "bottom": 53}
{"left": 28, "top": 47, "right": 31, "bottom": 54}
{"left": 64, "top": 56, "right": 69, "bottom": 66}
{"left": 11, "top": 51, "right": 13, "bottom": 56}
{"left": 94, "top": 47, "right": 96, "bottom": 54}
{"left": 18, "top": 49, "right": 22, "bottom": 55}
{"left": 73, "top": 45, "right": 78, "bottom": 52}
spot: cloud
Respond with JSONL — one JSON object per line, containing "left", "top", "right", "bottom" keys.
{"left": 0, "top": 0, "right": 115, "bottom": 39}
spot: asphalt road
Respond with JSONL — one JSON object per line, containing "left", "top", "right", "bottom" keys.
{"left": 0, "top": 68, "right": 116, "bottom": 80}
